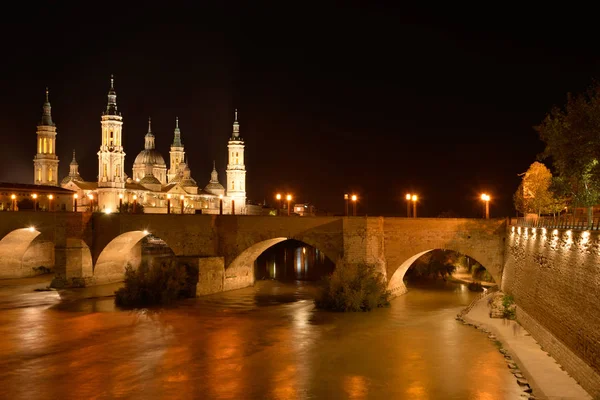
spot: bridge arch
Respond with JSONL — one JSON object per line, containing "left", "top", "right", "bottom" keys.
{"left": 387, "top": 248, "right": 500, "bottom": 296}
{"left": 0, "top": 228, "right": 54, "bottom": 278}
{"left": 94, "top": 231, "right": 174, "bottom": 285}
{"left": 223, "top": 236, "right": 338, "bottom": 291}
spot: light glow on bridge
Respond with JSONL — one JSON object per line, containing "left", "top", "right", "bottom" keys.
{"left": 28, "top": 226, "right": 35, "bottom": 232}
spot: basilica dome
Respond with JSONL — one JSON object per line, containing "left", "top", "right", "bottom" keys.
{"left": 134, "top": 149, "right": 166, "bottom": 167}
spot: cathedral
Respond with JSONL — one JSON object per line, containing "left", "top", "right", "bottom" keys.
{"left": 34, "top": 76, "right": 247, "bottom": 215}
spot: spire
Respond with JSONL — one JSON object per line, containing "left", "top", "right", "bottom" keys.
{"left": 172, "top": 116, "right": 182, "bottom": 147}
{"left": 210, "top": 160, "right": 219, "bottom": 183}
{"left": 40, "top": 87, "right": 54, "bottom": 126}
{"left": 144, "top": 117, "right": 155, "bottom": 150}
{"left": 70, "top": 149, "right": 78, "bottom": 166}
{"left": 106, "top": 74, "right": 118, "bottom": 115}
{"left": 232, "top": 108, "right": 240, "bottom": 139}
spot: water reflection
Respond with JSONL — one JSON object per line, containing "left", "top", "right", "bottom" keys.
{"left": 0, "top": 279, "right": 522, "bottom": 399}
{"left": 255, "top": 240, "right": 334, "bottom": 281}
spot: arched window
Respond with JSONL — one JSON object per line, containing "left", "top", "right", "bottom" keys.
{"left": 49, "top": 139, "right": 53, "bottom": 154}
{"left": 48, "top": 168, "right": 53, "bottom": 181}
{"left": 43, "top": 138, "right": 47, "bottom": 153}
{"left": 231, "top": 181, "right": 235, "bottom": 190}
{"left": 38, "top": 138, "right": 42, "bottom": 154}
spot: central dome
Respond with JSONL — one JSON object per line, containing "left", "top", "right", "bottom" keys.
{"left": 134, "top": 149, "right": 166, "bottom": 166}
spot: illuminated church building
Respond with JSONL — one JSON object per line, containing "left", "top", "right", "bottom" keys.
{"left": 36, "top": 77, "right": 247, "bottom": 214}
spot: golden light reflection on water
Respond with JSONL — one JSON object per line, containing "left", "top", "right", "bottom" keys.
{"left": 0, "top": 280, "right": 524, "bottom": 399}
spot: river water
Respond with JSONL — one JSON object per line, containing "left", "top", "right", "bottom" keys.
{"left": 0, "top": 277, "right": 522, "bottom": 400}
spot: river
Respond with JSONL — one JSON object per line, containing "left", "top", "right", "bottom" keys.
{"left": 0, "top": 276, "right": 522, "bottom": 399}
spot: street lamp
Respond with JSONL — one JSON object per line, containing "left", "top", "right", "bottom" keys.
{"left": 48, "top": 194, "right": 54, "bottom": 212}
{"left": 119, "top": 193, "right": 123, "bottom": 212}
{"left": 133, "top": 194, "right": 137, "bottom": 213}
{"left": 73, "top": 193, "right": 78, "bottom": 212}
{"left": 481, "top": 193, "right": 491, "bottom": 219}
{"left": 344, "top": 194, "right": 349, "bottom": 216}
{"left": 219, "top": 194, "right": 223, "bottom": 215}
{"left": 286, "top": 194, "right": 292, "bottom": 216}
{"left": 405, "top": 194, "right": 412, "bottom": 217}
{"left": 180, "top": 194, "right": 185, "bottom": 214}
{"left": 411, "top": 194, "right": 418, "bottom": 218}
{"left": 32, "top": 193, "right": 38, "bottom": 212}
{"left": 167, "top": 194, "right": 171, "bottom": 214}
{"left": 10, "top": 194, "right": 16, "bottom": 211}
{"left": 232, "top": 197, "right": 236, "bottom": 215}
{"left": 351, "top": 194, "right": 357, "bottom": 216}
{"left": 276, "top": 193, "right": 282, "bottom": 215}
{"left": 88, "top": 194, "right": 94, "bottom": 212}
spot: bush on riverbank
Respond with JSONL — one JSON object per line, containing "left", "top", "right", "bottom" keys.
{"left": 314, "top": 263, "right": 390, "bottom": 312}
{"left": 115, "top": 259, "right": 197, "bottom": 307}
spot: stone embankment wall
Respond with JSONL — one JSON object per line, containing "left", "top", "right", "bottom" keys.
{"left": 503, "top": 226, "right": 600, "bottom": 397}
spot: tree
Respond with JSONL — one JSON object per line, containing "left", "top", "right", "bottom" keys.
{"left": 536, "top": 83, "right": 600, "bottom": 223}
{"left": 513, "top": 162, "right": 564, "bottom": 216}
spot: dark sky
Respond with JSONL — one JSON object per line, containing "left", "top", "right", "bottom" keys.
{"left": 1, "top": 4, "right": 598, "bottom": 217}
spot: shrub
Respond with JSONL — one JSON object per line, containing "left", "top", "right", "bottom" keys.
{"left": 502, "top": 294, "right": 516, "bottom": 319}
{"left": 314, "top": 263, "right": 391, "bottom": 312}
{"left": 115, "top": 259, "right": 196, "bottom": 307}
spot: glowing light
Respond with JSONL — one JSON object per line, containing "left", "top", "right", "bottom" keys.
{"left": 73, "top": 194, "right": 78, "bottom": 199}
{"left": 517, "top": 227, "right": 521, "bottom": 234}
{"left": 180, "top": 195, "right": 184, "bottom": 200}
{"left": 133, "top": 195, "right": 137, "bottom": 200}
{"left": 344, "top": 194, "right": 349, "bottom": 200}
{"left": 480, "top": 193, "right": 491, "bottom": 201}
{"left": 119, "top": 193, "right": 123, "bottom": 199}
{"left": 136, "top": 178, "right": 140, "bottom": 182}
{"left": 287, "top": 194, "right": 292, "bottom": 201}
{"left": 142, "top": 230, "right": 149, "bottom": 235}
{"left": 511, "top": 226, "right": 515, "bottom": 232}
{"left": 167, "top": 194, "right": 171, "bottom": 199}
{"left": 411, "top": 195, "right": 417, "bottom": 201}
{"left": 10, "top": 194, "right": 16, "bottom": 200}
{"left": 104, "top": 208, "right": 112, "bottom": 214}
{"left": 302, "top": 247, "right": 306, "bottom": 254}
{"left": 276, "top": 193, "right": 281, "bottom": 200}
{"left": 583, "top": 231, "right": 590, "bottom": 238}
{"left": 553, "top": 229, "right": 558, "bottom": 235}
{"left": 406, "top": 193, "right": 411, "bottom": 200}
{"left": 542, "top": 228, "right": 547, "bottom": 234}
{"left": 219, "top": 194, "right": 223, "bottom": 199}
{"left": 88, "top": 194, "right": 93, "bottom": 200}
{"left": 32, "top": 194, "right": 37, "bottom": 199}
{"left": 352, "top": 194, "right": 358, "bottom": 202}
{"left": 48, "top": 194, "right": 53, "bottom": 200}
{"left": 532, "top": 228, "right": 536, "bottom": 233}
{"left": 28, "top": 226, "right": 35, "bottom": 232}
{"left": 566, "top": 230, "right": 572, "bottom": 236}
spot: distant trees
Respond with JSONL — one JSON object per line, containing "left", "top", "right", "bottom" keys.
{"left": 536, "top": 83, "right": 600, "bottom": 223}
{"left": 513, "top": 162, "right": 565, "bottom": 216}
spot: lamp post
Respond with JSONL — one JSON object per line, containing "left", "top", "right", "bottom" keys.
{"left": 405, "top": 194, "right": 411, "bottom": 217}
{"left": 286, "top": 194, "right": 292, "bottom": 216}
{"left": 180, "top": 195, "right": 184, "bottom": 214}
{"left": 167, "top": 194, "right": 171, "bottom": 214}
{"left": 88, "top": 194, "right": 94, "bottom": 213}
{"left": 276, "top": 193, "right": 282, "bottom": 215}
{"left": 481, "top": 193, "right": 491, "bottom": 219}
{"left": 32, "top": 193, "right": 37, "bottom": 212}
{"left": 232, "top": 198, "right": 236, "bottom": 215}
{"left": 133, "top": 195, "right": 137, "bottom": 213}
{"left": 48, "top": 194, "right": 53, "bottom": 212}
{"left": 351, "top": 194, "right": 357, "bottom": 216}
{"left": 119, "top": 193, "right": 123, "bottom": 213}
{"left": 412, "top": 195, "right": 418, "bottom": 218}
{"left": 10, "top": 194, "right": 16, "bottom": 211}
{"left": 344, "top": 194, "right": 349, "bottom": 216}
{"left": 219, "top": 194, "right": 223, "bottom": 215}
{"left": 73, "top": 194, "right": 78, "bottom": 212}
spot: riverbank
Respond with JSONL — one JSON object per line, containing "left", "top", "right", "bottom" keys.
{"left": 461, "top": 294, "right": 591, "bottom": 400}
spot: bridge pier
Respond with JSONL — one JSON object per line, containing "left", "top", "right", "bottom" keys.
{"left": 51, "top": 239, "right": 94, "bottom": 287}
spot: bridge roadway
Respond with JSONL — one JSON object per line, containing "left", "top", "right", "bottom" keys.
{"left": 0, "top": 212, "right": 507, "bottom": 295}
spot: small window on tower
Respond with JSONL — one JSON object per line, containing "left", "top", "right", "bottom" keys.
{"left": 232, "top": 181, "right": 235, "bottom": 190}
{"left": 37, "top": 168, "right": 41, "bottom": 182}
{"left": 48, "top": 168, "right": 53, "bottom": 181}
{"left": 110, "top": 131, "right": 114, "bottom": 146}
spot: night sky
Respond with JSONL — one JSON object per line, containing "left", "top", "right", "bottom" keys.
{"left": 1, "top": 4, "right": 598, "bottom": 217}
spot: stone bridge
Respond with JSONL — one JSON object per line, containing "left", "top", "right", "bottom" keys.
{"left": 0, "top": 212, "right": 507, "bottom": 294}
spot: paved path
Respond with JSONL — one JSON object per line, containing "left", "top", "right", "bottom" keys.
{"left": 464, "top": 296, "right": 592, "bottom": 400}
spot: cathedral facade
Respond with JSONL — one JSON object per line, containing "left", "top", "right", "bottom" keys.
{"left": 38, "top": 77, "right": 247, "bottom": 215}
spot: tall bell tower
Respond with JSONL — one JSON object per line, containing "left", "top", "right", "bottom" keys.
{"left": 97, "top": 75, "right": 125, "bottom": 210}
{"left": 226, "top": 109, "right": 246, "bottom": 214}
{"left": 33, "top": 88, "right": 59, "bottom": 186}
{"left": 168, "top": 117, "right": 185, "bottom": 182}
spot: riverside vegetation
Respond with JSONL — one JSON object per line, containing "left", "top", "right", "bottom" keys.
{"left": 314, "top": 263, "right": 391, "bottom": 312}
{"left": 115, "top": 259, "right": 197, "bottom": 307}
